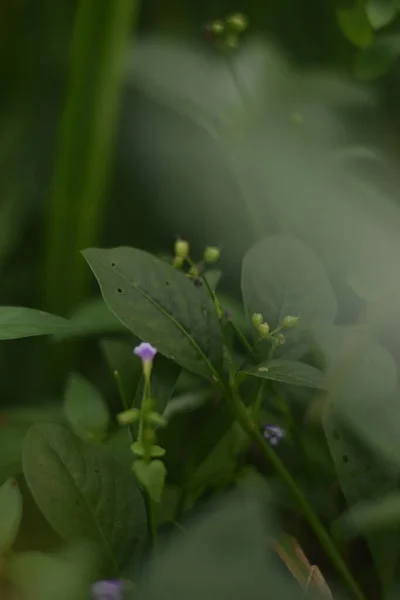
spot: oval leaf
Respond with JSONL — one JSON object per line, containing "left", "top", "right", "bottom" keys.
{"left": 64, "top": 374, "right": 110, "bottom": 441}
{"left": 244, "top": 359, "right": 325, "bottom": 389}
{"left": 0, "top": 478, "right": 22, "bottom": 552}
{"left": 0, "top": 307, "right": 77, "bottom": 340}
{"left": 83, "top": 247, "right": 223, "bottom": 380}
{"left": 241, "top": 235, "right": 337, "bottom": 330}
{"left": 22, "top": 424, "right": 147, "bottom": 575}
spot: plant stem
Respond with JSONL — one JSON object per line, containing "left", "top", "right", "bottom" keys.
{"left": 228, "top": 385, "right": 365, "bottom": 600}
{"left": 44, "top": 0, "right": 140, "bottom": 316}
{"left": 148, "top": 495, "right": 158, "bottom": 549}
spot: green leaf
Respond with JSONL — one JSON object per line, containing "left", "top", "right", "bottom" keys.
{"left": 241, "top": 235, "right": 337, "bottom": 331}
{"left": 335, "top": 491, "right": 400, "bottom": 537}
{"left": 83, "top": 247, "right": 223, "bottom": 380}
{"left": 337, "top": 3, "right": 374, "bottom": 48}
{"left": 64, "top": 373, "right": 110, "bottom": 441}
{"left": 0, "top": 307, "right": 77, "bottom": 340}
{"left": 131, "top": 486, "right": 297, "bottom": 600}
{"left": 354, "top": 41, "right": 399, "bottom": 80}
{"left": 133, "top": 459, "right": 166, "bottom": 503}
{"left": 0, "top": 478, "right": 22, "bottom": 552}
{"left": 56, "top": 298, "right": 127, "bottom": 340}
{"left": 22, "top": 424, "right": 147, "bottom": 575}
{"left": 324, "top": 407, "right": 400, "bottom": 589}
{"left": 366, "top": 0, "right": 397, "bottom": 29}
{"left": 243, "top": 359, "right": 326, "bottom": 389}
{"left": 8, "top": 543, "right": 97, "bottom": 600}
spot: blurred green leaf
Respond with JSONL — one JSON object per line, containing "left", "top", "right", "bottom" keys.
{"left": 0, "top": 478, "right": 22, "bottom": 552}
{"left": 337, "top": 3, "right": 374, "bottom": 48}
{"left": 8, "top": 543, "right": 98, "bottom": 600}
{"left": 23, "top": 424, "right": 147, "bottom": 576}
{"left": 0, "top": 307, "right": 77, "bottom": 340}
{"left": 366, "top": 0, "right": 398, "bottom": 29}
{"left": 83, "top": 247, "right": 223, "bottom": 380}
{"left": 64, "top": 373, "right": 110, "bottom": 441}
{"left": 131, "top": 486, "right": 298, "bottom": 600}
{"left": 354, "top": 40, "right": 399, "bottom": 79}
{"left": 324, "top": 407, "right": 400, "bottom": 589}
{"left": 335, "top": 491, "right": 400, "bottom": 537}
{"left": 244, "top": 359, "right": 325, "bottom": 389}
{"left": 57, "top": 298, "right": 127, "bottom": 340}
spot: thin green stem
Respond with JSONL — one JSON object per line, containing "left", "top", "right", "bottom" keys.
{"left": 148, "top": 495, "right": 159, "bottom": 549}
{"left": 228, "top": 385, "right": 365, "bottom": 600}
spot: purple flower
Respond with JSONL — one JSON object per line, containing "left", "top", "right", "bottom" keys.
{"left": 134, "top": 342, "right": 157, "bottom": 363}
{"left": 263, "top": 424, "right": 285, "bottom": 447}
{"left": 91, "top": 580, "right": 123, "bottom": 600}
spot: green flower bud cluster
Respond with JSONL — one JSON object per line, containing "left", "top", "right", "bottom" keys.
{"left": 205, "top": 13, "right": 248, "bottom": 50}
{"left": 173, "top": 238, "right": 221, "bottom": 283}
{"left": 251, "top": 313, "right": 299, "bottom": 347}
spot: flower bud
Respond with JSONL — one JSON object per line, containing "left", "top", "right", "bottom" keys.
{"left": 276, "top": 333, "right": 285, "bottom": 347}
{"left": 282, "top": 315, "right": 299, "bottom": 329}
{"left": 211, "top": 20, "right": 224, "bottom": 35}
{"left": 226, "top": 13, "right": 248, "bottom": 32}
{"left": 203, "top": 246, "right": 221, "bottom": 264}
{"left": 251, "top": 313, "right": 263, "bottom": 328}
{"left": 174, "top": 239, "right": 189, "bottom": 260}
{"left": 173, "top": 255, "right": 184, "bottom": 268}
{"left": 117, "top": 408, "right": 140, "bottom": 426}
{"left": 188, "top": 264, "right": 199, "bottom": 278}
{"left": 258, "top": 322, "right": 270, "bottom": 339}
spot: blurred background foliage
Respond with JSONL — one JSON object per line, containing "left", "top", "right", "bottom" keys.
{"left": 1, "top": 0, "right": 400, "bottom": 409}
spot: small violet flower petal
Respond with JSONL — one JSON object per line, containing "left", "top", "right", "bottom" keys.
{"left": 263, "top": 424, "right": 285, "bottom": 447}
{"left": 91, "top": 580, "right": 123, "bottom": 600}
{"left": 134, "top": 342, "right": 157, "bottom": 362}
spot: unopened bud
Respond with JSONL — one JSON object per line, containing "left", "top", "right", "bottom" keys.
{"left": 203, "top": 246, "right": 221, "bottom": 264}
{"left": 282, "top": 315, "right": 299, "bottom": 329}
{"left": 252, "top": 313, "right": 263, "bottom": 328}
{"left": 188, "top": 265, "right": 199, "bottom": 278}
{"left": 226, "top": 13, "right": 248, "bottom": 32}
{"left": 211, "top": 20, "right": 225, "bottom": 35}
{"left": 276, "top": 333, "right": 285, "bottom": 347}
{"left": 173, "top": 255, "right": 184, "bottom": 268}
{"left": 258, "top": 322, "right": 270, "bottom": 339}
{"left": 117, "top": 408, "right": 140, "bottom": 426}
{"left": 174, "top": 239, "right": 189, "bottom": 260}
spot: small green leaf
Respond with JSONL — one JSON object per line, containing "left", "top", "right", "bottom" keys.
{"left": 146, "top": 412, "right": 168, "bottom": 427}
{"left": 150, "top": 445, "right": 166, "bottom": 458}
{"left": 83, "top": 247, "right": 223, "bottom": 380}
{"left": 0, "top": 307, "right": 77, "bottom": 340}
{"left": 133, "top": 459, "right": 166, "bottom": 503}
{"left": 244, "top": 359, "right": 325, "bottom": 389}
{"left": 0, "top": 478, "right": 22, "bottom": 552}
{"left": 337, "top": 3, "right": 374, "bottom": 48}
{"left": 131, "top": 441, "right": 145, "bottom": 457}
{"left": 23, "top": 424, "right": 147, "bottom": 575}
{"left": 366, "top": 0, "right": 397, "bottom": 29}
{"left": 64, "top": 373, "right": 110, "bottom": 441}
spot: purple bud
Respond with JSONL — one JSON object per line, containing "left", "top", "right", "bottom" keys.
{"left": 263, "top": 425, "right": 285, "bottom": 447}
{"left": 134, "top": 342, "right": 157, "bottom": 363}
{"left": 91, "top": 580, "right": 123, "bottom": 600}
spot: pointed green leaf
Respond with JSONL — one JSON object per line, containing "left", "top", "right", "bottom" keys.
{"left": 0, "top": 307, "right": 77, "bottom": 340}
{"left": 244, "top": 359, "right": 325, "bottom": 389}
{"left": 64, "top": 373, "right": 110, "bottom": 441}
{"left": 0, "top": 478, "right": 22, "bottom": 552}
{"left": 83, "top": 247, "right": 223, "bottom": 380}
{"left": 22, "top": 424, "right": 147, "bottom": 575}
{"left": 337, "top": 4, "right": 374, "bottom": 48}
{"left": 133, "top": 459, "right": 166, "bottom": 503}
